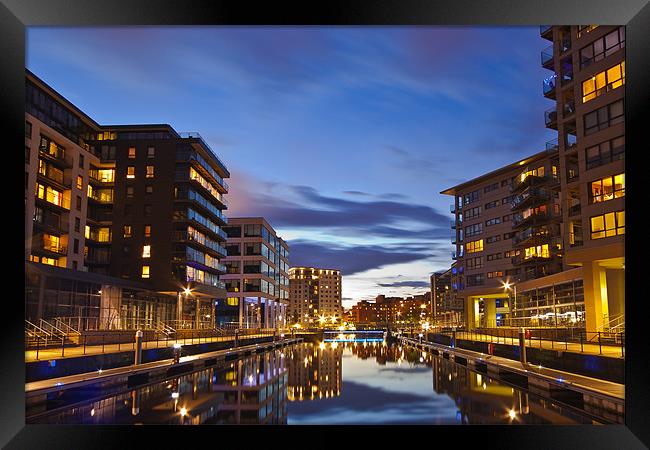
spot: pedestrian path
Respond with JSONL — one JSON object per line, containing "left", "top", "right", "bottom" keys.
{"left": 453, "top": 331, "right": 624, "bottom": 358}
{"left": 25, "top": 333, "right": 272, "bottom": 362}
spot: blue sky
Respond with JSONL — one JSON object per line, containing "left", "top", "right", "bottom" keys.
{"left": 27, "top": 27, "right": 555, "bottom": 308}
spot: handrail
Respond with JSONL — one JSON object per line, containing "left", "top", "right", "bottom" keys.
{"left": 25, "top": 320, "right": 52, "bottom": 338}
{"left": 53, "top": 318, "right": 81, "bottom": 336}
{"left": 39, "top": 319, "right": 67, "bottom": 338}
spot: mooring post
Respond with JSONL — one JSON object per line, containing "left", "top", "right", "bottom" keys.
{"left": 134, "top": 330, "right": 143, "bottom": 365}
{"left": 519, "top": 327, "right": 527, "bottom": 365}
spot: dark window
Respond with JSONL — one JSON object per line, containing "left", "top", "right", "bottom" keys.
{"left": 586, "top": 136, "right": 625, "bottom": 170}
{"left": 72, "top": 261, "right": 78, "bottom": 270}
{"left": 126, "top": 186, "right": 134, "bottom": 198}
{"left": 124, "top": 204, "right": 133, "bottom": 216}
{"left": 74, "top": 217, "right": 80, "bottom": 232}
{"left": 147, "top": 146, "right": 155, "bottom": 158}
{"left": 145, "top": 185, "right": 153, "bottom": 194}
{"left": 73, "top": 238, "right": 79, "bottom": 254}
{"left": 584, "top": 99, "right": 624, "bottom": 136}
{"left": 25, "top": 121, "right": 32, "bottom": 138}
{"left": 25, "top": 146, "right": 30, "bottom": 163}
{"left": 79, "top": 154, "right": 84, "bottom": 169}
{"left": 144, "top": 204, "right": 152, "bottom": 216}
{"left": 223, "top": 225, "right": 242, "bottom": 238}
{"left": 76, "top": 195, "right": 82, "bottom": 211}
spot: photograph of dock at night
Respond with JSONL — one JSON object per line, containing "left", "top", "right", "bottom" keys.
{"left": 24, "top": 25, "right": 625, "bottom": 425}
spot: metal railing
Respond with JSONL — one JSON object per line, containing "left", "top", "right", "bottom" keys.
{"left": 427, "top": 326, "right": 625, "bottom": 358}
{"left": 26, "top": 325, "right": 281, "bottom": 360}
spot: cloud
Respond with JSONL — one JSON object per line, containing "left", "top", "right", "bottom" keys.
{"left": 377, "top": 281, "right": 431, "bottom": 288}
{"left": 289, "top": 240, "right": 432, "bottom": 276}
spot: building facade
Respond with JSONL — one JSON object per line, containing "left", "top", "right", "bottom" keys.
{"left": 288, "top": 267, "right": 342, "bottom": 325}
{"left": 25, "top": 70, "right": 230, "bottom": 330}
{"left": 220, "top": 218, "right": 290, "bottom": 329}
{"left": 431, "top": 268, "right": 464, "bottom": 327}
{"left": 440, "top": 25, "right": 624, "bottom": 332}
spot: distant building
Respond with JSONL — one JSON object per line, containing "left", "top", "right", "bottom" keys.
{"left": 288, "top": 267, "right": 342, "bottom": 325}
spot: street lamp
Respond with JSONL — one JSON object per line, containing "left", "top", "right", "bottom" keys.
{"left": 502, "top": 281, "right": 517, "bottom": 327}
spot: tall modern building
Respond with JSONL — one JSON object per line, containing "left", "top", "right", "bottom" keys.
{"left": 220, "top": 218, "right": 290, "bottom": 329}
{"left": 25, "top": 69, "right": 230, "bottom": 330}
{"left": 288, "top": 267, "right": 342, "bottom": 325}
{"left": 440, "top": 25, "right": 624, "bottom": 333}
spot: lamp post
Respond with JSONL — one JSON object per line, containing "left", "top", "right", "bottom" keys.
{"left": 502, "top": 281, "right": 517, "bottom": 327}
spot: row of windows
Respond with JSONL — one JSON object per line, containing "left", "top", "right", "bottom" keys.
{"left": 590, "top": 211, "right": 625, "bottom": 240}
{"left": 586, "top": 135, "right": 624, "bottom": 170}
{"left": 485, "top": 217, "right": 502, "bottom": 227}
{"left": 127, "top": 146, "right": 156, "bottom": 159}
{"left": 485, "top": 200, "right": 500, "bottom": 209}
{"left": 584, "top": 99, "right": 624, "bottom": 136}
{"left": 579, "top": 27, "right": 624, "bottom": 69}
{"left": 122, "top": 224, "right": 152, "bottom": 238}
{"left": 483, "top": 182, "right": 499, "bottom": 193}
{"left": 466, "top": 239, "right": 484, "bottom": 254}
{"left": 126, "top": 165, "right": 155, "bottom": 179}
{"left": 582, "top": 61, "right": 625, "bottom": 103}
{"left": 590, "top": 173, "right": 625, "bottom": 204}
{"left": 463, "top": 190, "right": 480, "bottom": 205}
{"left": 464, "top": 206, "right": 481, "bottom": 220}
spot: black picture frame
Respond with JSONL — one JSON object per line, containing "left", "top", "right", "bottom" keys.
{"left": 2, "top": 0, "right": 648, "bottom": 448}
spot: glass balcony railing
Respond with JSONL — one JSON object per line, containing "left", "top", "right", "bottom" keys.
{"left": 541, "top": 45, "right": 554, "bottom": 68}
{"left": 543, "top": 74, "right": 557, "bottom": 97}
{"left": 540, "top": 26, "right": 553, "bottom": 39}
{"left": 546, "top": 138, "right": 559, "bottom": 151}
{"left": 544, "top": 107, "right": 558, "bottom": 127}
{"left": 180, "top": 132, "right": 229, "bottom": 185}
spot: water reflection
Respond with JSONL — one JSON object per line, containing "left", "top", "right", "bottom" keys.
{"left": 28, "top": 341, "right": 601, "bottom": 425}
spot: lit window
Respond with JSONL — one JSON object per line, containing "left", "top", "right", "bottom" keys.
{"left": 85, "top": 225, "right": 90, "bottom": 239}
{"left": 144, "top": 225, "right": 151, "bottom": 238}
{"left": 127, "top": 166, "right": 135, "bottom": 179}
{"left": 142, "top": 266, "right": 150, "bottom": 278}
{"left": 582, "top": 61, "right": 625, "bottom": 103}
{"left": 590, "top": 173, "right": 625, "bottom": 203}
{"left": 76, "top": 175, "right": 83, "bottom": 190}
{"left": 123, "top": 225, "right": 132, "bottom": 238}
{"left": 142, "top": 245, "right": 151, "bottom": 258}
{"left": 128, "top": 147, "right": 136, "bottom": 159}
{"left": 146, "top": 165, "right": 154, "bottom": 178}
{"left": 590, "top": 211, "right": 624, "bottom": 239}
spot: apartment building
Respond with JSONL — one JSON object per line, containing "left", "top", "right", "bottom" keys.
{"left": 431, "top": 268, "right": 464, "bottom": 327}
{"left": 440, "top": 25, "right": 624, "bottom": 332}
{"left": 220, "top": 218, "right": 290, "bottom": 329}
{"left": 25, "top": 70, "right": 230, "bottom": 329}
{"left": 288, "top": 267, "right": 342, "bottom": 325}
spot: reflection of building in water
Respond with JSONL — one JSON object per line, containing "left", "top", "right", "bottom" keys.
{"left": 347, "top": 340, "right": 398, "bottom": 365}
{"left": 287, "top": 343, "right": 342, "bottom": 401}
{"left": 30, "top": 350, "right": 287, "bottom": 425}
{"left": 431, "top": 357, "right": 595, "bottom": 424}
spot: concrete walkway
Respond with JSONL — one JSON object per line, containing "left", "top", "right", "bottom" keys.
{"left": 451, "top": 331, "right": 624, "bottom": 359}
{"left": 25, "top": 333, "right": 275, "bottom": 362}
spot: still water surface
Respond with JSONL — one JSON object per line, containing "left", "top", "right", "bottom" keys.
{"left": 28, "top": 340, "right": 601, "bottom": 425}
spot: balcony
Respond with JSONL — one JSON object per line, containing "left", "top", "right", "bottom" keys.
{"left": 33, "top": 215, "right": 69, "bottom": 235}
{"left": 560, "top": 36, "right": 571, "bottom": 53}
{"left": 88, "top": 190, "right": 114, "bottom": 204}
{"left": 512, "top": 225, "right": 558, "bottom": 247}
{"left": 173, "top": 231, "right": 228, "bottom": 258}
{"left": 38, "top": 145, "right": 71, "bottom": 169}
{"left": 512, "top": 205, "right": 560, "bottom": 229}
{"left": 545, "top": 138, "right": 559, "bottom": 152}
{"left": 37, "top": 167, "right": 70, "bottom": 191}
{"left": 510, "top": 172, "right": 558, "bottom": 193}
{"left": 180, "top": 132, "right": 230, "bottom": 187}
{"left": 544, "top": 107, "right": 558, "bottom": 129}
{"left": 541, "top": 45, "right": 554, "bottom": 69}
{"left": 450, "top": 204, "right": 461, "bottom": 214}
{"left": 511, "top": 187, "right": 550, "bottom": 211}
{"left": 543, "top": 74, "right": 557, "bottom": 99}
{"left": 569, "top": 232, "right": 584, "bottom": 248}
{"left": 33, "top": 237, "right": 67, "bottom": 257}
{"left": 540, "top": 26, "right": 553, "bottom": 40}
{"left": 511, "top": 253, "right": 554, "bottom": 266}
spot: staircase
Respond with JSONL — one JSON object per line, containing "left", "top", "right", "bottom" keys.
{"left": 25, "top": 319, "right": 80, "bottom": 349}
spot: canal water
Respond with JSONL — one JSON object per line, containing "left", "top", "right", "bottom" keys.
{"left": 27, "top": 339, "right": 603, "bottom": 425}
